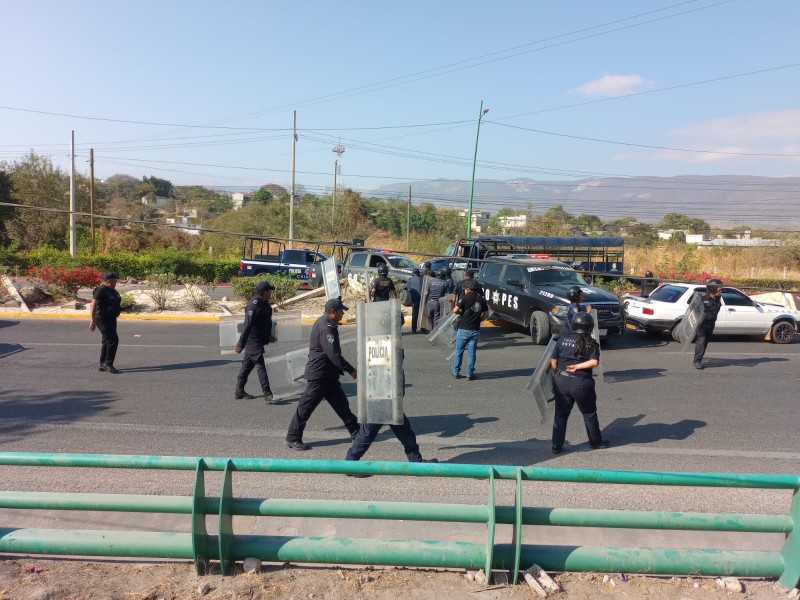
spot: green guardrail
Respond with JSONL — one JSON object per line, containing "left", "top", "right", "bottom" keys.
{"left": 0, "top": 452, "right": 797, "bottom": 588}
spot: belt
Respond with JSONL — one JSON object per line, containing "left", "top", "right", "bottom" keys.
{"left": 558, "top": 370, "right": 590, "bottom": 379}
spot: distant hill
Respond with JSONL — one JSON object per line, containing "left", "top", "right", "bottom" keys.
{"left": 372, "top": 176, "right": 800, "bottom": 229}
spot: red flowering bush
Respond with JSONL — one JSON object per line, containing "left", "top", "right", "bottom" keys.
{"left": 28, "top": 266, "right": 104, "bottom": 299}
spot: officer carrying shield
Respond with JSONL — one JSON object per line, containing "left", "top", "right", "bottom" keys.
{"left": 559, "top": 285, "right": 592, "bottom": 338}
{"left": 550, "top": 311, "right": 608, "bottom": 454}
{"left": 234, "top": 280, "right": 276, "bottom": 403}
{"left": 370, "top": 264, "right": 397, "bottom": 302}
{"left": 693, "top": 278, "right": 723, "bottom": 370}
{"left": 406, "top": 268, "right": 423, "bottom": 334}
{"left": 425, "top": 268, "right": 450, "bottom": 331}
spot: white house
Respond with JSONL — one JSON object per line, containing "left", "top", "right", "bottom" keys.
{"left": 141, "top": 195, "right": 168, "bottom": 209}
{"left": 231, "top": 192, "right": 252, "bottom": 210}
{"left": 458, "top": 209, "right": 491, "bottom": 233}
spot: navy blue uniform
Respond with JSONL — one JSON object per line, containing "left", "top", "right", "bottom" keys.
{"left": 426, "top": 278, "right": 449, "bottom": 331}
{"left": 371, "top": 276, "right": 396, "bottom": 302}
{"left": 92, "top": 284, "right": 121, "bottom": 368}
{"left": 406, "top": 273, "right": 423, "bottom": 333}
{"left": 559, "top": 302, "right": 587, "bottom": 338}
{"left": 693, "top": 292, "right": 722, "bottom": 365}
{"left": 286, "top": 314, "right": 359, "bottom": 444}
{"left": 236, "top": 295, "right": 273, "bottom": 393}
{"left": 551, "top": 333, "right": 603, "bottom": 449}
{"left": 347, "top": 414, "right": 423, "bottom": 462}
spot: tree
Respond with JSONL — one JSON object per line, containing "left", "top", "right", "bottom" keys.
{"left": 0, "top": 170, "right": 13, "bottom": 246}
{"left": 658, "top": 212, "right": 710, "bottom": 235}
{"left": 102, "top": 174, "right": 139, "bottom": 200}
{"left": 251, "top": 185, "right": 274, "bottom": 205}
{"left": 575, "top": 213, "right": 602, "bottom": 232}
{"left": 142, "top": 176, "right": 173, "bottom": 198}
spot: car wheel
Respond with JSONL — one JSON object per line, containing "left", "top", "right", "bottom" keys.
{"left": 529, "top": 311, "right": 551, "bottom": 345}
{"left": 771, "top": 320, "right": 796, "bottom": 344}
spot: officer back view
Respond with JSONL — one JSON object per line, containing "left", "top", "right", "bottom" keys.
{"left": 693, "top": 278, "right": 723, "bottom": 370}
{"left": 425, "top": 268, "right": 450, "bottom": 331}
{"left": 550, "top": 311, "right": 608, "bottom": 454}
{"left": 370, "top": 264, "right": 397, "bottom": 302}
{"left": 559, "top": 285, "right": 591, "bottom": 338}
{"left": 640, "top": 270, "right": 658, "bottom": 298}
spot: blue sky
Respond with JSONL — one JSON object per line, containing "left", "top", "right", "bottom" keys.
{"left": 1, "top": 0, "right": 798, "bottom": 205}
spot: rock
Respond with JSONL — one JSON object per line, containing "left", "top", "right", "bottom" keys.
{"left": 20, "top": 285, "right": 53, "bottom": 306}
{"left": 3, "top": 299, "right": 18, "bottom": 307}
{"left": 465, "top": 571, "right": 475, "bottom": 582}
{"left": 474, "top": 569, "right": 487, "bottom": 584}
{"left": 603, "top": 575, "right": 610, "bottom": 584}
{"left": 717, "top": 577, "right": 743, "bottom": 593}
{"left": 523, "top": 572, "right": 548, "bottom": 597}
{"left": 221, "top": 296, "right": 229, "bottom": 302}
{"left": 242, "top": 557, "right": 262, "bottom": 573}
{"left": 127, "top": 277, "right": 139, "bottom": 284}
{"left": 197, "top": 583, "right": 213, "bottom": 596}
{"left": 788, "top": 587, "right": 799, "bottom": 599}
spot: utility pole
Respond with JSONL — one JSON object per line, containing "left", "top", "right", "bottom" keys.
{"left": 289, "top": 110, "right": 296, "bottom": 249}
{"left": 69, "top": 130, "right": 76, "bottom": 257}
{"left": 406, "top": 185, "right": 411, "bottom": 251}
{"left": 89, "top": 148, "right": 95, "bottom": 254}
{"left": 332, "top": 158, "right": 338, "bottom": 224}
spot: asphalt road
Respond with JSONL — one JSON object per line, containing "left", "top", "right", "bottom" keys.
{"left": 1, "top": 317, "right": 798, "bottom": 551}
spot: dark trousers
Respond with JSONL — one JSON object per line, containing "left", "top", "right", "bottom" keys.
{"left": 410, "top": 301, "right": 420, "bottom": 333}
{"left": 552, "top": 374, "right": 602, "bottom": 448}
{"left": 95, "top": 318, "right": 119, "bottom": 367}
{"left": 693, "top": 322, "right": 715, "bottom": 363}
{"left": 237, "top": 350, "right": 271, "bottom": 392}
{"left": 346, "top": 415, "right": 423, "bottom": 462}
{"left": 286, "top": 378, "right": 358, "bottom": 443}
{"left": 427, "top": 298, "right": 442, "bottom": 331}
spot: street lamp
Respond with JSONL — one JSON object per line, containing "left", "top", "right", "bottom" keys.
{"left": 466, "top": 101, "right": 489, "bottom": 238}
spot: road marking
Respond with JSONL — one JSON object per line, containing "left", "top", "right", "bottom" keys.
{"left": 658, "top": 351, "right": 797, "bottom": 356}
{"left": 19, "top": 343, "right": 208, "bottom": 348}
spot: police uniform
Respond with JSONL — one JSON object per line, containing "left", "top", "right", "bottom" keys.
{"left": 559, "top": 302, "right": 587, "bottom": 338}
{"left": 693, "top": 292, "right": 721, "bottom": 367}
{"left": 235, "top": 293, "right": 274, "bottom": 397}
{"left": 551, "top": 333, "right": 604, "bottom": 451}
{"left": 406, "top": 271, "right": 423, "bottom": 333}
{"left": 371, "top": 276, "right": 396, "bottom": 302}
{"left": 286, "top": 303, "right": 359, "bottom": 448}
{"left": 91, "top": 274, "right": 122, "bottom": 372}
{"left": 347, "top": 414, "right": 425, "bottom": 464}
{"left": 426, "top": 278, "right": 449, "bottom": 331}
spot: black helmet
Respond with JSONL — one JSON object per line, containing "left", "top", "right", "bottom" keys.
{"left": 571, "top": 311, "right": 594, "bottom": 334}
{"left": 437, "top": 268, "right": 448, "bottom": 279}
{"left": 706, "top": 278, "right": 722, "bottom": 294}
{"left": 566, "top": 285, "right": 582, "bottom": 302}
{"left": 377, "top": 264, "right": 389, "bottom": 277}
{"left": 644, "top": 271, "right": 654, "bottom": 278}
{"left": 423, "top": 262, "right": 432, "bottom": 269}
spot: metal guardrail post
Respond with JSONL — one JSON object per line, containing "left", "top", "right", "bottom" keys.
{"left": 511, "top": 468, "right": 523, "bottom": 584}
{"left": 779, "top": 487, "right": 800, "bottom": 588}
{"left": 191, "top": 459, "right": 209, "bottom": 575}
{"left": 219, "top": 459, "right": 235, "bottom": 575}
{"left": 484, "top": 468, "right": 496, "bottom": 583}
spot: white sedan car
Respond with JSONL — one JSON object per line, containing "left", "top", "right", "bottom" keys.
{"left": 623, "top": 283, "right": 799, "bottom": 344}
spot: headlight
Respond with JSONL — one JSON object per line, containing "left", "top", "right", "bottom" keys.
{"left": 551, "top": 305, "right": 567, "bottom": 318}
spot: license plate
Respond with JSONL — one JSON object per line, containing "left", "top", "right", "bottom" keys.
{"left": 599, "top": 329, "right": 607, "bottom": 336}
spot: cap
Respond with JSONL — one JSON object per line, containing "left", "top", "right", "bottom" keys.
{"left": 102, "top": 272, "right": 120, "bottom": 281}
{"left": 256, "top": 280, "right": 275, "bottom": 293}
{"left": 325, "top": 298, "right": 349, "bottom": 312}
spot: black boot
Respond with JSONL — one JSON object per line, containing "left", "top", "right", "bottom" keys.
{"left": 263, "top": 388, "right": 276, "bottom": 404}
{"left": 234, "top": 387, "right": 255, "bottom": 400}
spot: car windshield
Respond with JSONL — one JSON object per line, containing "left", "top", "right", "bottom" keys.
{"left": 527, "top": 268, "right": 587, "bottom": 286}
{"left": 649, "top": 284, "right": 690, "bottom": 303}
{"left": 387, "top": 255, "right": 417, "bottom": 269}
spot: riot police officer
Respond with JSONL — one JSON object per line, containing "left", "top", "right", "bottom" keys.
{"left": 443, "top": 266, "right": 455, "bottom": 295}
{"left": 285, "top": 298, "right": 359, "bottom": 451}
{"left": 559, "top": 285, "right": 591, "bottom": 338}
{"left": 422, "top": 261, "right": 434, "bottom": 278}
{"left": 234, "top": 280, "right": 276, "bottom": 402}
{"left": 693, "top": 278, "right": 723, "bottom": 370}
{"left": 370, "top": 264, "right": 397, "bottom": 302}
{"left": 640, "top": 270, "right": 658, "bottom": 298}
{"left": 550, "top": 311, "right": 608, "bottom": 454}
{"left": 425, "top": 268, "right": 449, "bottom": 331}
{"left": 406, "top": 268, "right": 423, "bottom": 334}
{"left": 89, "top": 272, "right": 122, "bottom": 374}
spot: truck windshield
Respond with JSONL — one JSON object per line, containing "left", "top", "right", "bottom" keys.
{"left": 387, "top": 256, "right": 417, "bottom": 269}
{"left": 527, "top": 268, "right": 587, "bottom": 286}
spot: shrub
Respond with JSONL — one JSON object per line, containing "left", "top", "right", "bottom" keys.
{"left": 181, "top": 275, "right": 217, "bottom": 312}
{"left": 229, "top": 274, "right": 297, "bottom": 308}
{"left": 144, "top": 272, "right": 178, "bottom": 311}
{"left": 28, "top": 266, "right": 103, "bottom": 299}
{"left": 119, "top": 291, "right": 137, "bottom": 312}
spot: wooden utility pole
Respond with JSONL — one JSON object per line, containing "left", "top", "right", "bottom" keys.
{"left": 69, "top": 130, "right": 76, "bottom": 257}
{"left": 289, "top": 110, "right": 296, "bottom": 249}
{"left": 89, "top": 148, "right": 95, "bottom": 254}
{"left": 406, "top": 185, "right": 411, "bottom": 251}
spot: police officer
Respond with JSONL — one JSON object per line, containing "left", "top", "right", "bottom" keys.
{"left": 422, "top": 261, "right": 434, "bottom": 278}
{"left": 425, "top": 268, "right": 449, "bottom": 331}
{"left": 443, "top": 266, "right": 455, "bottom": 295}
{"left": 370, "top": 264, "right": 396, "bottom": 302}
{"left": 406, "top": 268, "right": 423, "bottom": 334}
{"left": 345, "top": 415, "right": 438, "bottom": 477}
{"left": 693, "top": 278, "right": 723, "bottom": 370}
{"left": 89, "top": 272, "right": 122, "bottom": 374}
{"left": 560, "top": 285, "right": 592, "bottom": 338}
{"left": 234, "top": 280, "right": 276, "bottom": 402}
{"left": 285, "top": 298, "right": 359, "bottom": 451}
{"left": 640, "top": 270, "right": 658, "bottom": 298}
{"left": 550, "top": 311, "right": 608, "bottom": 454}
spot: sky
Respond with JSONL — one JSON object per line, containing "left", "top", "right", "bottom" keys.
{"left": 1, "top": 0, "right": 799, "bottom": 213}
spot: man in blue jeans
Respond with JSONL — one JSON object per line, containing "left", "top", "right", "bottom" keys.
{"left": 451, "top": 280, "right": 489, "bottom": 381}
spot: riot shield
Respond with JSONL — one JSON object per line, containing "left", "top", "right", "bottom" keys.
{"left": 364, "top": 273, "right": 375, "bottom": 303}
{"left": 356, "top": 299, "right": 404, "bottom": 425}
{"left": 590, "top": 311, "right": 604, "bottom": 381}
{"left": 416, "top": 276, "right": 432, "bottom": 332}
{"left": 439, "top": 295, "right": 452, "bottom": 319}
{"left": 321, "top": 256, "right": 341, "bottom": 301}
{"left": 427, "top": 310, "right": 458, "bottom": 361}
{"left": 219, "top": 316, "right": 244, "bottom": 355}
{"left": 526, "top": 336, "right": 557, "bottom": 425}
{"left": 675, "top": 292, "right": 704, "bottom": 352}
{"left": 272, "top": 311, "right": 303, "bottom": 343}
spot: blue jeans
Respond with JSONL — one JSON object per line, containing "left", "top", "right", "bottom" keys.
{"left": 452, "top": 328, "right": 480, "bottom": 376}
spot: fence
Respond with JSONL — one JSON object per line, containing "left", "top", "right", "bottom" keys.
{"left": 0, "top": 452, "right": 797, "bottom": 588}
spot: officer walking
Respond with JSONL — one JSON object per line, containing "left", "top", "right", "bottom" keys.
{"left": 345, "top": 415, "right": 438, "bottom": 477}
{"left": 88, "top": 272, "right": 122, "bottom": 374}
{"left": 234, "top": 280, "right": 276, "bottom": 402}
{"left": 451, "top": 280, "right": 489, "bottom": 381}
{"left": 285, "top": 298, "right": 360, "bottom": 451}
{"left": 560, "top": 285, "right": 592, "bottom": 338}
{"left": 550, "top": 311, "right": 608, "bottom": 454}
{"left": 406, "top": 268, "right": 423, "bottom": 334}
{"left": 693, "top": 278, "right": 723, "bottom": 370}
{"left": 425, "top": 268, "right": 450, "bottom": 331}
{"left": 370, "top": 264, "right": 396, "bottom": 302}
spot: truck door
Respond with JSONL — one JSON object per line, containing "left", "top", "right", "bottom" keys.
{"left": 479, "top": 262, "right": 506, "bottom": 318}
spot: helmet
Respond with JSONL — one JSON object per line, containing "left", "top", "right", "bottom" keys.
{"left": 437, "top": 268, "right": 448, "bottom": 279}
{"left": 444, "top": 266, "right": 452, "bottom": 278}
{"left": 423, "top": 262, "right": 432, "bottom": 269}
{"left": 566, "top": 285, "right": 583, "bottom": 302}
{"left": 377, "top": 264, "right": 389, "bottom": 277}
{"left": 706, "top": 278, "right": 722, "bottom": 294}
{"left": 571, "top": 311, "right": 594, "bottom": 334}
{"left": 644, "top": 271, "right": 654, "bottom": 278}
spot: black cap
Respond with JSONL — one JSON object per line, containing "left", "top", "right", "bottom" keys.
{"left": 256, "top": 280, "right": 275, "bottom": 293}
{"left": 325, "top": 298, "right": 349, "bottom": 312}
{"left": 102, "top": 272, "right": 120, "bottom": 281}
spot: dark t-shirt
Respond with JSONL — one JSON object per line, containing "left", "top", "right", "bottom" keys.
{"left": 454, "top": 279, "right": 483, "bottom": 301}
{"left": 456, "top": 292, "right": 488, "bottom": 330}
{"left": 371, "top": 276, "right": 395, "bottom": 301}
{"left": 551, "top": 333, "right": 600, "bottom": 380}
{"left": 92, "top": 285, "right": 121, "bottom": 321}
{"left": 700, "top": 293, "right": 722, "bottom": 324}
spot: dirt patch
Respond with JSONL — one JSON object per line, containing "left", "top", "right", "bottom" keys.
{"left": 0, "top": 558, "right": 792, "bottom": 600}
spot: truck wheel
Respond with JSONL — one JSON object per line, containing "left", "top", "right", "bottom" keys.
{"left": 529, "top": 311, "right": 550, "bottom": 345}
{"left": 771, "top": 320, "right": 796, "bottom": 344}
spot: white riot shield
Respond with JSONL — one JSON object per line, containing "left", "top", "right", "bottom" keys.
{"left": 321, "top": 257, "right": 341, "bottom": 301}
{"left": 526, "top": 336, "right": 557, "bottom": 424}
{"left": 272, "top": 312, "right": 303, "bottom": 343}
{"left": 356, "top": 299, "right": 404, "bottom": 425}
{"left": 219, "top": 316, "right": 244, "bottom": 355}
{"left": 417, "top": 276, "right": 432, "bottom": 331}
{"left": 675, "top": 293, "right": 705, "bottom": 353}
{"left": 590, "top": 313, "right": 604, "bottom": 381}
{"left": 439, "top": 295, "right": 452, "bottom": 319}
{"left": 427, "top": 310, "right": 458, "bottom": 361}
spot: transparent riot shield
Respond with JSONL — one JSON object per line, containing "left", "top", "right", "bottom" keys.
{"left": 674, "top": 292, "right": 705, "bottom": 353}
{"left": 590, "top": 312, "right": 604, "bottom": 381}
{"left": 439, "top": 295, "right": 452, "bottom": 319}
{"left": 321, "top": 256, "right": 341, "bottom": 301}
{"left": 364, "top": 273, "right": 375, "bottom": 303}
{"left": 416, "top": 276, "right": 432, "bottom": 332}
{"left": 526, "top": 336, "right": 557, "bottom": 424}
{"left": 427, "top": 310, "right": 458, "bottom": 361}
{"left": 356, "top": 299, "right": 404, "bottom": 425}
{"left": 264, "top": 347, "right": 309, "bottom": 401}
{"left": 273, "top": 311, "right": 303, "bottom": 343}
{"left": 219, "top": 316, "right": 244, "bottom": 355}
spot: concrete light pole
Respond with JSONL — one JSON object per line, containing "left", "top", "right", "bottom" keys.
{"left": 466, "top": 101, "right": 489, "bottom": 238}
